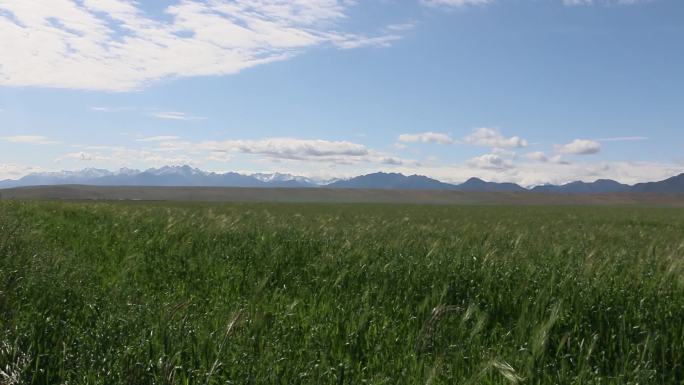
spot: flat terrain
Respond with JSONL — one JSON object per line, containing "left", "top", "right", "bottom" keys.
{"left": 3, "top": 184, "right": 684, "bottom": 206}
{"left": 1, "top": 201, "right": 683, "bottom": 384}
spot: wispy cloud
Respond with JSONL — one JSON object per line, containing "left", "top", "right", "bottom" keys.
{"left": 57, "top": 152, "right": 111, "bottom": 162}
{"left": 332, "top": 33, "right": 405, "bottom": 50}
{"left": 90, "top": 106, "right": 135, "bottom": 112}
{"left": 57, "top": 147, "right": 199, "bottom": 168}
{"left": 149, "top": 111, "right": 208, "bottom": 121}
{"left": 421, "top": 0, "right": 494, "bottom": 7}
{"left": 0, "top": 1, "right": 410, "bottom": 91}
{"left": 596, "top": 136, "right": 648, "bottom": 142}
{"left": 0, "top": 135, "right": 59, "bottom": 145}
{"left": 398, "top": 132, "right": 455, "bottom": 145}
{"left": 136, "top": 136, "right": 182, "bottom": 142}
{"left": 92, "top": 106, "right": 205, "bottom": 121}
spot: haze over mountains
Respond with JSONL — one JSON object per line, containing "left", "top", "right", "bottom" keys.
{"left": 1, "top": 165, "right": 683, "bottom": 194}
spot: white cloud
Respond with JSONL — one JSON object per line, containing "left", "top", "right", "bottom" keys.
{"left": 0, "top": 135, "right": 58, "bottom": 145}
{"left": 380, "top": 156, "right": 404, "bottom": 165}
{"left": 0, "top": 0, "right": 408, "bottom": 91}
{"left": 101, "top": 147, "right": 200, "bottom": 167}
{"left": 331, "top": 33, "right": 404, "bottom": 50}
{"left": 135, "top": 136, "right": 181, "bottom": 142}
{"left": 202, "top": 138, "right": 370, "bottom": 161}
{"left": 464, "top": 127, "right": 528, "bottom": 148}
{"left": 556, "top": 139, "right": 601, "bottom": 155}
{"left": 397, "top": 132, "right": 454, "bottom": 145}
{"left": 549, "top": 155, "right": 571, "bottom": 165}
{"left": 206, "top": 152, "right": 234, "bottom": 163}
{"left": 58, "top": 151, "right": 111, "bottom": 162}
{"left": 510, "top": 160, "right": 677, "bottom": 187}
{"left": 91, "top": 106, "right": 135, "bottom": 112}
{"left": 491, "top": 147, "right": 518, "bottom": 158}
{"left": 71, "top": 145, "right": 115, "bottom": 150}
{"left": 525, "top": 151, "right": 548, "bottom": 162}
{"left": 150, "top": 111, "right": 207, "bottom": 121}
{"left": 172, "top": 136, "right": 414, "bottom": 166}
{"left": 0, "top": 163, "right": 41, "bottom": 180}
{"left": 50, "top": 136, "right": 415, "bottom": 170}
{"left": 467, "top": 153, "right": 513, "bottom": 170}
{"left": 505, "top": 150, "right": 570, "bottom": 165}
{"left": 91, "top": 106, "right": 204, "bottom": 120}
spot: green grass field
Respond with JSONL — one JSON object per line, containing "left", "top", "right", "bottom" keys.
{"left": 1, "top": 201, "right": 683, "bottom": 384}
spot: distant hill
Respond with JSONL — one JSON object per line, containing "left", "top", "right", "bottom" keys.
{"left": 1, "top": 166, "right": 684, "bottom": 194}
{"left": 453, "top": 177, "right": 526, "bottom": 192}
{"left": 0, "top": 166, "right": 310, "bottom": 189}
{"left": 0, "top": 167, "right": 330, "bottom": 189}
{"left": 100, "top": 167, "right": 270, "bottom": 187}
{"left": 631, "top": 173, "right": 684, "bottom": 193}
{"left": 327, "top": 172, "right": 455, "bottom": 190}
{"left": 531, "top": 179, "right": 631, "bottom": 194}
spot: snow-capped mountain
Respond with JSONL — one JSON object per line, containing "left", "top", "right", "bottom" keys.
{"left": 250, "top": 172, "right": 318, "bottom": 186}
{"left": 0, "top": 166, "right": 310, "bottom": 188}
{"left": 146, "top": 165, "right": 206, "bottom": 177}
{"left": 1, "top": 166, "right": 683, "bottom": 193}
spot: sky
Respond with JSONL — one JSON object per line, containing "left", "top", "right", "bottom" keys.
{"left": 0, "top": 0, "right": 683, "bottom": 186}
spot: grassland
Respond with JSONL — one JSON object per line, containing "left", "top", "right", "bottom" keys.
{"left": 1, "top": 200, "right": 683, "bottom": 384}
{"left": 3, "top": 185, "right": 684, "bottom": 206}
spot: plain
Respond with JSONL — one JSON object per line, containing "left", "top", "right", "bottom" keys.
{"left": 1, "top": 201, "right": 683, "bottom": 384}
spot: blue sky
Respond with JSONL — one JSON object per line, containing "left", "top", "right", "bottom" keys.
{"left": 0, "top": 0, "right": 682, "bottom": 186}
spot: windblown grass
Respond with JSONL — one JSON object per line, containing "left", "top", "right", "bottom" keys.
{"left": 0, "top": 201, "right": 683, "bottom": 384}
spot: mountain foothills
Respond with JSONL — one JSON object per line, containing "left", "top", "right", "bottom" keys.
{"left": 0, "top": 165, "right": 683, "bottom": 193}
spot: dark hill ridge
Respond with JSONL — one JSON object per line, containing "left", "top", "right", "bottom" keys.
{"left": 531, "top": 179, "right": 631, "bottom": 194}
{"left": 631, "top": 173, "right": 684, "bottom": 193}
{"left": 326, "top": 172, "right": 455, "bottom": 190}
{"left": 453, "top": 177, "right": 526, "bottom": 192}
{"left": 314, "top": 173, "right": 526, "bottom": 191}
{"left": 1, "top": 167, "right": 683, "bottom": 194}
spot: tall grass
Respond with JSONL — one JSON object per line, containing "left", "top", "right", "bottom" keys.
{"left": 0, "top": 201, "right": 683, "bottom": 384}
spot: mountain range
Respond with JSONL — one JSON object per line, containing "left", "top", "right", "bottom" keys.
{"left": 1, "top": 165, "right": 683, "bottom": 194}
